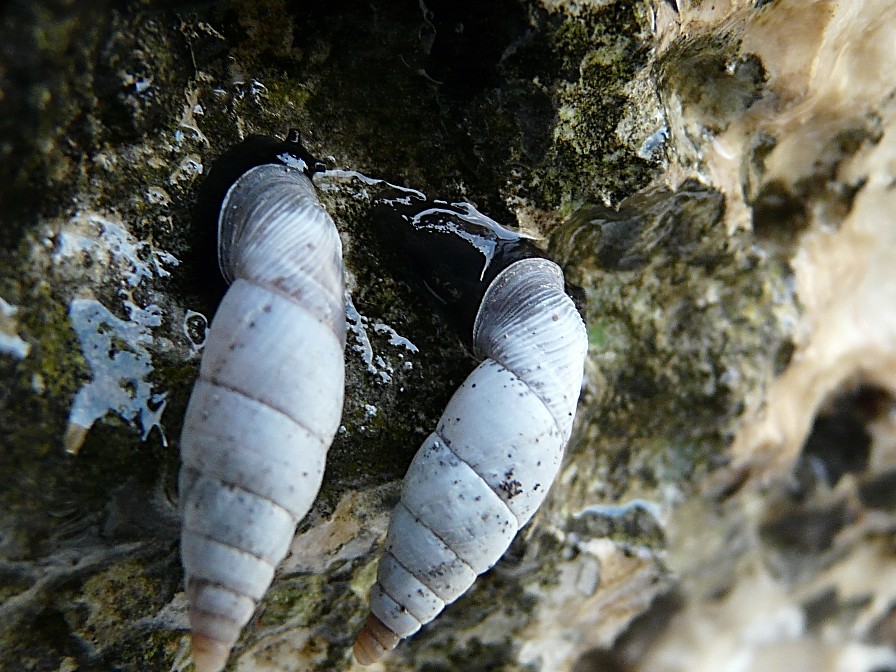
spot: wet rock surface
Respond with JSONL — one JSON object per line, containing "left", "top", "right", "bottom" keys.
{"left": 1, "top": 1, "right": 895, "bottom": 671}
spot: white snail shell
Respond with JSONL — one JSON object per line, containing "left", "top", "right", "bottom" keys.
{"left": 179, "top": 152, "right": 345, "bottom": 672}
{"left": 354, "top": 201, "right": 587, "bottom": 663}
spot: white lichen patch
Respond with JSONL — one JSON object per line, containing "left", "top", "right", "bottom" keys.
{"left": 314, "top": 169, "right": 425, "bottom": 200}
{"left": 345, "top": 293, "right": 383, "bottom": 380}
{"left": 0, "top": 297, "right": 31, "bottom": 359}
{"left": 345, "top": 293, "right": 418, "bottom": 385}
{"left": 64, "top": 299, "right": 168, "bottom": 454}
{"left": 53, "top": 211, "right": 180, "bottom": 287}
{"left": 50, "top": 210, "right": 179, "bottom": 454}
{"left": 371, "top": 322, "right": 418, "bottom": 354}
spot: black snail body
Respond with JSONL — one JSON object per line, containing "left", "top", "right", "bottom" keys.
{"left": 354, "top": 195, "right": 588, "bottom": 663}
{"left": 372, "top": 197, "right": 552, "bottom": 342}
{"left": 179, "top": 133, "right": 345, "bottom": 672}
{"left": 189, "top": 131, "right": 328, "bottom": 306}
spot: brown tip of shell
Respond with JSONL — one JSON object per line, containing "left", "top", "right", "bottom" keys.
{"left": 191, "top": 633, "right": 232, "bottom": 672}
{"left": 63, "top": 422, "right": 90, "bottom": 455}
{"left": 353, "top": 614, "right": 400, "bottom": 665}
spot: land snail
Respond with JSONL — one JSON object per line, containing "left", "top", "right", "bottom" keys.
{"left": 178, "top": 131, "right": 345, "bottom": 672}
{"left": 353, "top": 196, "right": 588, "bottom": 663}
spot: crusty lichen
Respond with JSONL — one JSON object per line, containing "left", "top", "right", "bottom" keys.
{"left": 569, "top": 1, "right": 896, "bottom": 670}
{"left": 550, "top": 180, "right": 794, "bottom": 507}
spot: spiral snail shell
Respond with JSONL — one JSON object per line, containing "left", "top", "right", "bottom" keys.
{"left": 179, "top": 133, "right": 345, "bottom": 672}
{"left": 354, "top": 198, "right": 587, "bottom": 663}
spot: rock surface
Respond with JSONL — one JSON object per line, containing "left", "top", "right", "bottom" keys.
{"left": 1, "top": 1, "right": 894, "bottom": 671}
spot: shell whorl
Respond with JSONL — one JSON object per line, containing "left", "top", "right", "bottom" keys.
{"left": 473, "top": 257, "right": 586, "bottom": 441}
{"left": 217, "top": 164, "right": 345, "bottom": 345}
{"left": 180, "top": 160, "right": 345, "bottom": 672}
{"left": 355, "top": 239, "right": 586, "bottom": 663}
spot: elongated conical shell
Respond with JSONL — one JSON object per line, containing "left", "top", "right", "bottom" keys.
{"left": 180, "top": 163, "right": 345, "bottom": 672}
{"left": 355, "top": 257, "right": 586, "bottom": 663}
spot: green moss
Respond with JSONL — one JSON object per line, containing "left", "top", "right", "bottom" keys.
{"left": 587, "top": 320, "right": 608, "bottom": 349}
{"left": 96, "top": 618, "right": 186, "bottom": 672}
{"left": 349, "top": 557, "right": 379, "bottom": 599}
{"left": 260, "top": 574, "right": 329, "bottom": 626}
{"left": 0, "top": 548, "right": 180, "bottom": 672}
{"left": 0, "top": 274, "right": 89, "bottom": 552}
{"left": 553, "top": 18, "right": 591, "bottom": 73}
{"left": 76, "top": 561, "right": 163, "bottom": 639}
{"left": 14, "top": 280, "right": 88, "bottom": 407}
{"left": 139, "top": 630, "right": 189, "bottom": 671}
{"left": 527, "top": 2, "right": 659, "bottom": 208}
{"left": 550, "top": 181, "right": 795, "bottom": 503}
{"left": 264, "top": 75, "right": 314, "bottom": 111}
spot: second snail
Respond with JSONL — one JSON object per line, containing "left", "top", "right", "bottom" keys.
{"left": 353, "top": 195, "right": 588, "bottom": 663}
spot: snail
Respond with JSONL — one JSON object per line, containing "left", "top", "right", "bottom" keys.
{"left": 354, "top": 197, "right": 588, "bottom": 664}
{"left": 178, "top": 132, "right": 345, "bottom": 672}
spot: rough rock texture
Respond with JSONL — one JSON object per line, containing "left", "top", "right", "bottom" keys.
{"left": 1, "top": 1, "right": 894, "bottom": 671}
